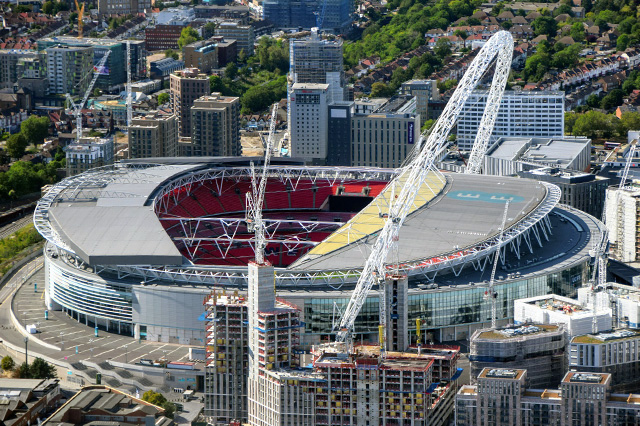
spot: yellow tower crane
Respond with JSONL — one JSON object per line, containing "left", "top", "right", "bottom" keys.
{"left": 74, "top": 0, "right": 85, "bottom": 39}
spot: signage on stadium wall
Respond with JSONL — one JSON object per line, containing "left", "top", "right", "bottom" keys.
{"left": 408, "top": 122, "right": 414, "bottom": 144}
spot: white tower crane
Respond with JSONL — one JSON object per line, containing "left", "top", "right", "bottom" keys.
{"left": 126, "top": 40, "right": 133, "bottom": 129}
{"left": 246, "top": 103, "right": 279, "bottom": 264}
{"left": 620, "top": 140, "right": 638, "bottom": 191}
{"left": 334, "top": 31, "right": 514, "bottom": 345}
{"left": 66, "top": 50, "right": 111, "bottom": 142}
{"left": 486, "top": 201, "right": 509, "bottom": 329}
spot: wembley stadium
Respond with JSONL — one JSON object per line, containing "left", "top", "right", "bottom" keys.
{"left": 34, "top": 157, "right": 605, "bottom": 345}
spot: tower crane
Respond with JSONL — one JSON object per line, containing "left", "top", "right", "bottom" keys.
{"left": 315, "top": 0, "right": 327, "bottom": 30}
{"left": 620, "top": 140, "right": 638, "bottom": 191}
{"left": 334, "top": 31, "right": 514, "bottom": 346}
{"left": 486, "top": 201, "right": 509, "bottom": 329}
{"left": 246, "top": 103, "right": 279, "bottom": 264}
{"left": 74, "top": 0, "right": 85, "bottom": 39}
{"left": 126, "top": 40, "right": 133, "bottom": 129}
{"left": 66, "top": 50, "right": 111, "bottom": 142}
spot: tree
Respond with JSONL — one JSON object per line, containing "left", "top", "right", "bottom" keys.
{"left": 453, "top": 30, "right": 468, "bottom": 48}
{"left": 177, "top": 26, "right": 200, "bottom": 50}
{"left": 238, "top": 49, "right": 247, "bottom": 63}
{"left": 164, "top": 49, "right": 179, "bottom": 60}
{"left": 203, "top": 21, "right": 216, "bottom": 36}
{"left": 569, "top": 22, "right": 585, "bottom": 42}
{"left": 142, "top": 390, "right": 168, "bottom": 407}
{"left": 15, "top": 363, "right": 30, "bottom": 378}
{"left": 532, "top": 16, "right": 558, "bottom": 37}
{"left": 225, "top": 62, "right": 238, "bottom": 80}
{"left": 162, "top": 401, "right": 176, "bottom": 419}
{"left": 29, "top": 358, "right": 56, "bottom": 379}
{"left": 600, "top": 89, "right": 624, "bottom": 110}
{"left": 434, "top": 38, "right": 452, "bottom": 58}
{"left": 617, "top": 34, "right": 630, "bottom": 52}
{"left": 1, "top": 356, "right": 15, "bottom": 371}
{"left": 586, "top": 94, "right": 601, "bottom": 108}
{"left": 209, "top": 75, "right": 227, "bottom": 94}
{"left": 157, "top": 93, "right": 170, "bottom": 105}
{"left": 20, "top": 115, "right": 50, "bottom": 146}
{"left": 6, "top": 133, "right": 28, "bottom": 159}
{"left": 370, "top": 82, "right": 395, "bottom": 98}
{"left": 573, "top": 110, "right": 615, "bottom": 138}
{"left": 620, "top": 112, "right": 640, "bottom": 134}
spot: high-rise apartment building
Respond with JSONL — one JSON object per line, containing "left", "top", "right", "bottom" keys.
{"left": 289, "top": 83, "right": 331, "bottom": 164}
{"left": 456, "top": 369, "right": 640, "bottom": 426}
{"left": 263, "top": 0, "right": 353, "bottom": 33}
{"left": 289, "top": 30, "right": 345, "bottom": 100}
{"left": 469, "top": 324, "right": 565, "bottom": 389}
{"left": 38, "top": 37, "right": 147, "bottom": 91}
{"left": 45, "top": 45, "right": 93, "bottom": 97}
{"left": 457, "top": 90, "right": 565, "bottom": 151}
{"left": 570, "top": 329, "right": 640, "bottom": 392}
{"left": 216, "top": 22, "right": 255, "bottom": 56}
{"left": 183, "top": 40, "right": 219, "bottom": 73}
{"left": 400, "top": 79, "right": 440, "bottom": 124}
{"left": 190, "top": 94, "right": 241, "bottom": 157}
{"left": 170, "top": 69, "right": 211, "bottom": 138}
{"left": 0, "top": 50, "right": 40, "bottom": 89}
{"left": 128, "top": 113, "right": 178, "bottom": 158}
{"left": 605, "top": 186, "right": 640, "bottom": 262}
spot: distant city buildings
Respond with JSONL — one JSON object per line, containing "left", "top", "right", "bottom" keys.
{"left": 170, "top": 69, "right": 211, "bottom": 138}
{"left": 150, "top": 57, "right": 185, "bottom": 81}
{"left": 97, "top": 0, "right": 151, "bottom": 16}
{"left": 457, "top": 90, "right": 565, "bottom": 151}
{"left": 605, "top": 185, "right": 640, "bottom": 262}
{"left": 400, "top": 79, "right": 440, "bottom": 124}
{"left": 289, "top": 83, "right": 331, "bottom": 164}
{"left": 216, "top": 22, "right": 255, "bottom": 56}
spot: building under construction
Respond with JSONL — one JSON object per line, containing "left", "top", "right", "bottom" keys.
{"left": 605, "top": 185, "right": 640, "bottom": 263}
{"left": 469, "top": 324, "right": 565, "bottom": 388}
{"left": 204, "top": 263, "right": 462, "bottom": 426}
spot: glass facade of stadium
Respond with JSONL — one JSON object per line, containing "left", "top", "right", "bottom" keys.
{"left": 44, "top": 246, "right": 590, "bottom": 345}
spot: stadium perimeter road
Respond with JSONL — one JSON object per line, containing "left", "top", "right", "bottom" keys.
{"left": 0, "top": 257, "right": 192, "bottom": 370}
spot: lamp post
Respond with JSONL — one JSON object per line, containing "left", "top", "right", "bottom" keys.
{"left": 124, "top": 344, "right": 129, "bottom": 364}
{"left": 24, "top": 336, "right": 28, "bottom": 366}
{"left": 60, "top": 332, "right": 64, "bottom": 350}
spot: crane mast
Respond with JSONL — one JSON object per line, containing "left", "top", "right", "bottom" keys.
{"left": 74, "top": 0, "right": 85, "bottom": 39}
{"left": 246, "top": 103, "right": 279, "bottom": 264}
{"left": 334, "top": 31, "right": 514, "bottom": 344}
{"left": 66, "top": 50, "right": 111, "bottom": 142}
{"left": 620, "top": 140, "right": 637, "bottom": 190}
{"left": 486, "top": 201, "right": 509, "bottom": 329}
{"left": 126, "top": 40, "right": 133, "bottom": 129}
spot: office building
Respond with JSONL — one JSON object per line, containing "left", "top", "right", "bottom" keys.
{"left": 64, "top": 136, "right": 114, "bottom": 176}
{"left": 514, "top": 295, "right": 612, "bottom": 339}
{"left": 289, "top": 83, "right": 331, "bottom": 164}
{"left": 570, "top": 329, "right": 640, "bottom": 392}
{"left": 189, "top": 94, "right": 241, "bottom": 157}
{"left": 263, "top": 0, "right": 353, "bottom": 33}
{"left": 326, "top": 101, "right": 354, "bottom": 166}
{"left": 456, "top": 369, "right": 640, "bottom": 426}
{"left": 45, "top": 45, "right": 93, "bottom": 97}
{"left": 145, "top": 25, "right": 186, "bottom": 51}
{"left": 604, "top": 186, "right": 640, "bottom": 262}
{"left": 518, "top": 167, "right": 609, "bottom": 219}
{"left": 470, "top": 324, "right": 565, "bottom": 388}
{"left": 400, "top": 79, "right": 440, "bottom": 124}
{"left": 215, "top": 38, "right": 238, "bottom": 66}
{"left": 170, "top": 69, "right": 211, "bottom": 138}
{"left": 150, "top": 57, "right": 184, "bottom": 80}
{"left": 289, "top": 30, "right": 345, "bottom": 100}
{"left": 457, "top": 90, "right": 564, "bottom": 151}
{"left": 128, "top": 113, "right": 179, "bottom": 158}
{"left": 97, "top": 0, "right": 151, "bottom": 15}
{"left": 38, "top": 37, "right": 147, "bottom": 91}
{"left": 483, "top": 136, "right": 592, "bottom": 176}
{"left": 42, "top": 385, "right": 173, "bottom": 425}
{"left": 183, "top": 40, "right": 218, "bottom": 73}
{"left": 216, "top": 22, "right": 255, "bottom": 56}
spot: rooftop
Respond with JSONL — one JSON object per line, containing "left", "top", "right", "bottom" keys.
{"left": 477, "top": 324, "right": 560, "bottom": 340}
{"left": 563, "top": 372, "right": 609, "bottom": 385}
{"left": 478, "top": 368, "right": 526, "bottom": 380}
{"left": 572, "top": 329, "right": 639, "bottom": 344}
{"left": 488, "top": 137, "right": 590, "bottom": 168}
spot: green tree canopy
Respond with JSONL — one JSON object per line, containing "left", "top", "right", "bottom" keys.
{"left": 178, "top": 27, "right": 200, "bottom": 50}
{"left": 142, "top": 390, "right": 168, "bottom": 407}
{"left": 20, "top": 115, "right": 50, "bottom": 146}
{"left": 28, "top": 358, "right": 56, "bottom": 379}
{"left": 434, "top": 38, "right": 452, "bottom": 58}
{"left": 164, "top": 49, "right": 179, "bottom": 60}
{"left": 157, "top": 93, "right": 170, "bottom": 105}
{"left": 600, "top": 89, "right": 624, "bottom": 110}
{"left": 1, "top": 356, "right": 15, "bottom": 371}
{"left": 6, "top": 133, "right": 28, "bottom": 159}
{"left": 573, "top": 110, "right": 616, "bottom": 138}
{"left": 532, "top": 16, "right": 558, "bottom": 37}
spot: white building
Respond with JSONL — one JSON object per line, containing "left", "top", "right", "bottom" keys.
{"left": 482, "top": 136, "right": 592, "bottom": 176}
{"left": 514, "top": 294, "right": 612, "bottom": 339}
{"left": 457, "top": 90, "right": 565, "bottom": 151}
{"left": 64, "top": 137, "right": 114, "bottom": 176}
{"left": 289, "top": 83, "right": 331, "bottom": 164}
{"left": 578, "top": 283, "right": 640, "bottom": 330}
{"left": 604, "top": 187, "right": 640, "bottom": 262}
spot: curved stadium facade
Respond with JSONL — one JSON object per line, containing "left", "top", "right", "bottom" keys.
{"left": 35, "top": 157, "right": 605, "bottom": 345}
